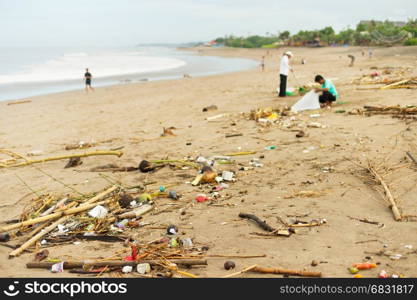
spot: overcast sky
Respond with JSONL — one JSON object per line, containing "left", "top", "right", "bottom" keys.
{"left": 1, "top": 0, "right": 416, "bottom": 47}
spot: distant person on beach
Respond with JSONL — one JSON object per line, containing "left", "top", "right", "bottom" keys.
{"left": 279, "top": 51, "right": 293, "bottom": 97}
{"left": 84, "top": 68, "right": 94, "bottom": 93}
{"left": 314, "top": 75, "right": 338, "bottom": 108}
{"left": 368, "top": 49, "right": 373, "bottom": 59}
{"left": 348, "top": 54, "right": 355, "bottom": 67}
{"left": 260, "top": 56, "right": 265, "bottom": 72}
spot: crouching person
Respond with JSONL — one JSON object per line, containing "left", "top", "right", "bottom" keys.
{"left": 314, "top": 75, "right": 338, "bottom": 108}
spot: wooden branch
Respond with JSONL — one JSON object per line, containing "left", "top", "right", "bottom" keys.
{"left": 251, "top": 266, "right": 322, "bottom": 277}
{"left": 40, "top": 198, "right": 68, "bottom": 217}
{"left": 7, "top": 100, "right": 32, "bottom": 106}
{"left": 0, "top": 151, "right": 123, "bottom": 169}
{"left": 239, "top": 213, "right": 275, "bottom": 232}
{"left": 9, "top": 216, "right": 71, "bottom": 258}
{"left": 368, "top": 166, "right": 402, "bottom": 221}
{"left": 27, "top": 259, "right": 207, "bottom": 269}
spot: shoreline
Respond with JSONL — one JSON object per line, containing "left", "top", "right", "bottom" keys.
{"left": 0, "top": 47, "right": 259, "bottom": 103}
{"left": 1, "top": 46, "right": 417, "bottom": 278}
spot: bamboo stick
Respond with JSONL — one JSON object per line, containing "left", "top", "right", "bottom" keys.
{"left": 40, "top": 198, "right": 68, "bottom": 217}
{"left": 368, "top": 166, "right": 402, "bottom": 221}
{"left": 117, "top": 204, "right": 153, "bottom": 219}
{"left": 26, "top": 259, "right": 207, "bottom": 269}
{"left": 223, "top": 265, "right": 258, "bottom": 278}
{"left": 0, "top": 150, "right": 123, "bottom": 169}
{"left": 380, "top": 79, "right": 410, "bottom": 90}
{"left": 9, "top": 216, "right": 71, "bottom": 258}
{"left": 251, "top": 266, "right": 322, "bottom": 277}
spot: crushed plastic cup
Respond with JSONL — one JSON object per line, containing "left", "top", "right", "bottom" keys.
{"left": 221, "top": 171, "right": 234, "bottom": 181}
{"left": 136, "top": 263, "right": 151, "bottom": 275}
{"left": 122, "top": 266, "right": 133, "bottom": 273}
{"left": 181, "top": 238, "right": 193, "bottom": 248}
{"left": 159, "top": 186, "right": 166, "bottom": 192}
{"left": 51, "top": 262, "right": 64, "bottom": 273}
{"left": 88, "top": 205, "right": 108, "bottom": 218}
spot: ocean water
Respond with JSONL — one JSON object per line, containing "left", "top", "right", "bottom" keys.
{"left": 0, "top": 46, "right": 258, "bottom": 101}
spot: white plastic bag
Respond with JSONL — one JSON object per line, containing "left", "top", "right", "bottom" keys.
{"left": 291, "top": 91, "right": 320, "bottom": 113}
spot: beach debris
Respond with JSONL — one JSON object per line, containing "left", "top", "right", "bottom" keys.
{"left": 64, "top": 157, "right": 83, "bottom": 169}
{"left": 168, "top": 190, "right": 179, "bottom": 200}
{"left": 311, "top": 260, "right": 319, "bottom": 267}
{"left": 122, "top": 266, "right": 133, "bottom": 273}
{"left": 284, "top": 190, "right": 330, "bottom": 199}
{"left": 348, "top": 267, "right": 359, "bottom": 274}
{"left": 90, "top": 164, "right": 137, "bottom": 172}
{"left": 137, "top": 263, "right": 151, "bottom": 275}
{"left": 34, "top": 250, "right": 49, "bottom": 262}
{"left": 65, "top": 141, "right": 96, "bottom": 151}
{"left": 206, "top": 113, "right": 228, "bottom": 121}
{"left": 51, "top": 262, "right": 64, "bottom": 273}
{"left": 195, "top": 194, "right": 209, "bottom": 203}
{"left": 350, "top": 105, "right": 417, "bottom": 117}
{"left": 0, "top": 233, "right": 10, "bottom": 242}
{"left": 180, "top": 238, "right": 193, "bottom": 248}
{"left": 88, "top": 205, "right": 108, "bottom": 219}
{"left": 348, "top": 216, "right": 384, "bottom": 228}
{"left": 0, "top": 149, "right": 123, "bottom": 169}
{"left": 250, "top": 266, "right": 322, "bottom": 278}
{"left": 366, "top": 161, "right": 402, "bottom": 221}
{"left": 223, "top": 265, "right": 258, "bottom": 278}
{"left": 167, "top": 225, "right": 178, "bottom": 235}
{"left": 296, "top": 131, "right": 305, "bottom": 138}
{"left": 265, "top": 146, "right": 277, "bottom": 150}
{"left": 26, "top": 150, "right": 44, "bottom": 156}
{"left": 239, "top": 213, "right": 275, "bottom": 232}
{"left": 224, "top": 261, "right": 236, "bottom": 270}
{"left": 225, "top": 133, "right": 243, "bottom": 138}
{"left": 221, "top": 171, "right": 234, "bottom": 181}
{"left": 379, "top": 270, "right": 389, "bottom": 278}
{"left": 138, "top": 160, "right": 156, "bottom": 173}
{"left": 161, "top": 127, "right": 177, "bottom": 137}
{"left": 6, "top": 99, "right": 32, "bottom": 106}
{"left": 118, "top": 193, "right": 134, "bottom": 208}
{"left": 353, "top": 262, "right": 377, "bottom": 270}
{"left": 202, "top": 105, "right": 218, "bottom": 112}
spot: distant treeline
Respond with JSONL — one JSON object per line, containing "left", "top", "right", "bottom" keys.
{"left": 213, "top": 20, "right": 417, "bottom": 48}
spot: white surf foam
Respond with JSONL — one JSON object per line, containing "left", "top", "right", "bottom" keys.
{"left": 0, "top": 51, "right": 186, "bottom": 84}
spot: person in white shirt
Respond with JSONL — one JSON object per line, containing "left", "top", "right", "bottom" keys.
{"left": 279, "top": 51, "right": 293, "bottom": 97}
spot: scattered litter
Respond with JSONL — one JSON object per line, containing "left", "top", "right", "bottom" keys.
{"left": 224, "top": 261, "right": 236, "bottom": 270}
{"left": 88, "top": 205, "right": 108, "bottom": 219}
{"left": 136, "top": 263, "right": 151, "bottom": 275}
{"left": 51, "top": 262, "right": 64, "bottom": 273}
{"left": 122, "top": 266, "right": 133, "bottom": 274}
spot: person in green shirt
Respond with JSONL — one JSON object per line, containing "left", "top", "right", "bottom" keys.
{"left": 314, "top": 75, "right": 338, "bottom": 108}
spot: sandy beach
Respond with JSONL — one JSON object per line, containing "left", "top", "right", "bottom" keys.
{"left": 1, "top": 46, "right": 417, "bottom": 278}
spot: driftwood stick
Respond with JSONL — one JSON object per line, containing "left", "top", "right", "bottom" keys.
{"left": 9, "top": 216, "right": 71, "bottom": 258}
{"left": 27, "top": 259, "right": 207, "bottom": 269}
{"left": 368, "top": 166, "right": 402, "bottom": 221}
{"left": 116, "top": 204, "right": 153, "bottom": 219}
{"left": 223, "top": 265, "right": 258, "bottom": 278}
{"left": 251, "top": 266, "right": 322, "bottom": 278}
{"left": 406, "top": 152, "right": 417, "bottom": 166}
{"left": 0, "top": 150, "right": 123, "bottom": 169}
{"left": 239, "top": 213, "right": 275, "bottom": 232}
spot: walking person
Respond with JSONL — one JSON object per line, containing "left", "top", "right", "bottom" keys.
{"left": 84, "top": 68, "right": 94, "bottom": 93}
{"left": 279, "top": 51, "right": 293, "bottom": 97}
